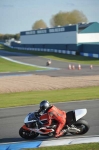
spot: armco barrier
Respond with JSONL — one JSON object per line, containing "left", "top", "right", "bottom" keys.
{"left": 0, "top": 136, "right": 99, "bottom": 150}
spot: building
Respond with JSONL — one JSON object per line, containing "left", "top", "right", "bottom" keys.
{"left": 11, "top": 22, "right": 99, "bottom": 57}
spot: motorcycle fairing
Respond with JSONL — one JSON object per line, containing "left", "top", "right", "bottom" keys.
{"left": 22, "top": 125, "right": 54, "bottom": 134}
{"left": 75, "top": 109, "right": 87, "bottom": 121}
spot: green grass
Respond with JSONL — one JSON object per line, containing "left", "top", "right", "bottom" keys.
{"left": 0, "top": 45, "right": 99, "bottom": 149}
{"left": 26, "top": 143, "right": 99, "bottom": 150}
{"left": 0, "top": 57, "right": 46, "bottom": 72}
{"left": 1, "top": 44, "right": 99, "bottom": 65}
{"left": 0, "top": 86, "right": 99, "bottom": 108}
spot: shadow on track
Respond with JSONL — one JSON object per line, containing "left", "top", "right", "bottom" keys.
{"left": 0, "top": 134, "right": 78, "bottom": 143}
{"left": 0, "top": 136, "right": 52, "bottom": 143}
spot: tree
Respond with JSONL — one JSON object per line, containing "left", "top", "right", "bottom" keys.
{"left": 0, "top": 34, "right": 4, "bottom": 40}
{"left": 32, "top": 20, "right": 47, "bottom": 30}
{"left": 0, "top": 33, "right": 20, "bottom": 41}
{"left": 50, "top": 10, "right": 88, "bottom": 27}
{"left": 14, "top": 33, "right": 20, "bottom": 40}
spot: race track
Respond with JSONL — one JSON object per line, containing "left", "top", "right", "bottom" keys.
{"left": 0, "top": 100, "right": 99, "bottom": 143}
{"left": 0, "top": 50, "right": 99, "bottom": 144}
{"left": 1, "top": 50, "right": 99, "bottom": 77}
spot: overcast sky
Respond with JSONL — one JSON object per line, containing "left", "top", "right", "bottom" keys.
{"left": 0, "top": 0, "right": 99, "bottom": 34}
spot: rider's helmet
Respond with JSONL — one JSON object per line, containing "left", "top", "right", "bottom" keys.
{"left": 39, "top": 100, "right": 50, "bottom": 112}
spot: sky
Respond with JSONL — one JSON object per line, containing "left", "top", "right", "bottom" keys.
{"left": 0, "top": 0, "right": 99, "bottom": 34}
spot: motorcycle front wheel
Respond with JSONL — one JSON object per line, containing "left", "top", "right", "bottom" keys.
{"left": 19, "top": 127, "right": 39, "bottom": 140}
{"left": 71, "top": 119, "right": 90, "bottom": 135}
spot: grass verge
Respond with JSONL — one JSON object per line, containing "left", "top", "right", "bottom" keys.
{"left": 0, "top": 57, "right": 47, "bottom": 72}
{"left": 0, "top": 44, "right": 99, "bottom": 65}
{"left": 0, "top": 86, "right": 99, "bottom": 108}
{"left": 26, "top": 143, "right": 99, "bottom": 150}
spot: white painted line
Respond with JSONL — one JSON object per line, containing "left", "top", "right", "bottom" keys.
{"left": 1, "top": 135, "right": 99, "bottom": 145}
{"left": 0, "top": 141, "right": 27, "bottom": 145}
{"left": 0, "top": 71, "right": 11, "bottom": 73}
{"left": 18, "top": 71, "right": 28, "bottom": 72}
{"left": 0, "top": 55, "right": 60, "bottom": 70}
{"left": 0, "top": 99, "right": 98, "bottom": 109}
{"left": 40, "top": 136, "right": 99, "bottom": 147}
{"left": 52, "top": 99, "right": 99, "bottom": 104}
{"left": 40, "top": 139, "right": 71, "bottom": 147}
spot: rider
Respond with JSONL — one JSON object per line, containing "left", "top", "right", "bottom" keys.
{"left": 38, "top": 100, "right": 67, "bottom": 138}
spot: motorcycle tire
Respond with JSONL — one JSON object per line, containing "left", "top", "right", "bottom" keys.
{"left": 71, "top": 119, "right": 90, "bottom": 135}
{"left": 19, "top": 127, "right": 39, "bottom": 140}
{"left": 46, "top": 62, "right": 49, "bottom": 66}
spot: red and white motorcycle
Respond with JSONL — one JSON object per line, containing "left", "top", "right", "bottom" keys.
{"left": 19, "top": 108, "right": 90, "bottom": 139}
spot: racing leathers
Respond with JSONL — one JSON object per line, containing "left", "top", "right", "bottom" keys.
{"left": 44, "top": 105, "right": 66, "bottom": 137}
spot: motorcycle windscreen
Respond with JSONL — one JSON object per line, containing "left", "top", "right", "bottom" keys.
{"left": 75, "top": 109, "right": 87, "bottom": 121}
{"left": 24, "top": 113, "right": 36, "bottom": 123}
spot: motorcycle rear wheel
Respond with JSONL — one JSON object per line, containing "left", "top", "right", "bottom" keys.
{"left": 19, "top": 127, "right": 39, "bottom": 140}
{"left": 71, "top": 119, "right": 90, "bottom": 135}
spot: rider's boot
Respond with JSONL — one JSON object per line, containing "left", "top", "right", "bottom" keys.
{"left": 55, "top": 129, "right": 66, "bottom": 138}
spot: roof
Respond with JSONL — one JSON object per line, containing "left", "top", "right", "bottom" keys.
{"left": 78, "top": 22, "right": 99, "bottom": 33}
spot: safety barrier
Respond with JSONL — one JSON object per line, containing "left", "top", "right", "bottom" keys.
{"left": 6, "top": 45, "right": 76, "bottom": 56}
{"left": 80, "top": 52, "right": 99, "bottom": 58}
{"left": 3, "top": 44, "right": 99, "bottom": 59}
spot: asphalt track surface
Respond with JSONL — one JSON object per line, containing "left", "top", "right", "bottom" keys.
{"left": 0, "top": 100, "right": 99, "bottom": 143}
{"left": 0, "top": 50, "right": 99, "bottom": 143}
{"left": 1, "top": 50, "right": 99, "bottom": 77}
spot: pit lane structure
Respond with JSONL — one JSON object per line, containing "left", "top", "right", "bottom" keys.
{"left": 11, "top": 22, "right": 99, "bottom": 56}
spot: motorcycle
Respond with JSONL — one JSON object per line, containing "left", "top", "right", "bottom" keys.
{"left": 19, "top": 108, "right": 90, "bottom": 139}
{"left": 46, "top": 60, "right": 51, "bottom": 66}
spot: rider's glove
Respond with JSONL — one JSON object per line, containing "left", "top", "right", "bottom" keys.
{"left": 46, "top": 126, "right": 50, "bottom": 129}
{"left": 46, "top": 125, "right": 56, "bottom": 129}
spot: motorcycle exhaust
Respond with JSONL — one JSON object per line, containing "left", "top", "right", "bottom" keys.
{"left": 67, "top": 127, "right": 80, "bottom": 133}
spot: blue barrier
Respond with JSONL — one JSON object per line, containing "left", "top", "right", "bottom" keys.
{"left": 5, "top": 44, "right": 99, "bottom": 58}
{"left": 0, "top": 141, "right": 42, "bottom": 150}
{"left": 4, "top": 45, "right": 76, "bottom": 56}
{"left": 80, "top": 52, "right": 99, "bottom": 58}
